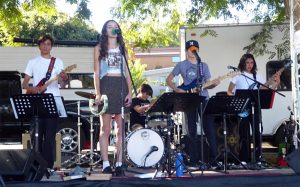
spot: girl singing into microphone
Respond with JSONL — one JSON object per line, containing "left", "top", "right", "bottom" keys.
{"left": 93, "top": 20, "right": 132, "bottom": 176}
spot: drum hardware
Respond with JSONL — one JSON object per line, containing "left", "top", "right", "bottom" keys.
{"left": 61, "top": 101, "right": 101, "bottom": 170}
{"left": 148, "top": 93, "right": 203, "bottom": 177}
{"left": 61, "top": 101, "right": 85, "bottom": 168}
{"left": 147, "top": 112, "right": 168, "bottom": 129}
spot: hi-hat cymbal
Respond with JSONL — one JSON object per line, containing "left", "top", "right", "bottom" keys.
{"left": 75, "top": 91, "right": 96, "bottom": 99}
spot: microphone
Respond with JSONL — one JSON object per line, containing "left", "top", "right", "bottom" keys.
{"left": 112, "top": 28, "right": 121, "bottom": 35}
{"left": 145, "top": 146, "right": 158, "bottom": 157}
{"left": 189, "top": 46, "right": 201, "bottom": 62}
{"left": 227, "top": 65, "right": 239, "bottom": 71}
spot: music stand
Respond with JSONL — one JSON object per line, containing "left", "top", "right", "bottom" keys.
{"left": 148, "top": 92, "right": 205, "bottom": 177}
{"left": 204, "top": 95, "right": 249, "bottom": 173}
{"left": 10, "top": 94, "right": 59, "bottom": 153}
{"left": 235, "top": 89, "right": 275, "bottom": 164}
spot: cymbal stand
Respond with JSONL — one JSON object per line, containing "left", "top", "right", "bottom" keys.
{"left": 61, "top": 101, "right": 84, "bottom": 168}
{"left": 86, "top": 115, "right": 101, "bottom": 170}
{"left": 76, "top": 101, "right": 82, "bottom": 164}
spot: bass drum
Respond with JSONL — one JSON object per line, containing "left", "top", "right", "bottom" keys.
{"left": 126, "top": 128, "right": 164, "bottom": 167}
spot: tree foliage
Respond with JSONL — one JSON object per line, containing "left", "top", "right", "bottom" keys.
{"left": 114, "top": 0, "right": 295, "bottom": 59}
{"left": 17, "top": 11, "right": 98, "bottom": 42}
{"left": 0, "top": 0, "right": 93, "bottom": 45}
{"left": 112, "top": 0, "right": 184, "bottom": 49}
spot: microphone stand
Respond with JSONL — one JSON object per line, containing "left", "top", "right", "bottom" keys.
{"left": 239, "top": 73, "right": 285, "bottom": 167}
{"left": 119, "top": 44, "right": 137, "bottom": 175}
{"left": 194, "top": 51, "right": 206, "bottom": 173}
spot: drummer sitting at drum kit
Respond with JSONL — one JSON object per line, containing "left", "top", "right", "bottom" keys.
{"left": 129, "top": 84, "right": 153, "bottom": 131}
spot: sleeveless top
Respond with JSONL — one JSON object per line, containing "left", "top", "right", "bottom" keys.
{"left": 99, "top": 46, "right": 126, "bottom": 79}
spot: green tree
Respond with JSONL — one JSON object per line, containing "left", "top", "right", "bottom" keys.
{"left": 129, "top": 59, "right": 147, "bottom": 96}
{"left": 18, "top": 11, "right": 98, "bottom": 42}
{"left": 112, "top": 0, "right": 184, "bottom": 49}
{"left": 114, "top": 0, "right": 298, "bottom": 59}
{"left": 0, "top": 0, "right": 93, "bottom": 45}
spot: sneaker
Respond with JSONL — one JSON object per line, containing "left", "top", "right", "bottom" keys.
{"left": 115, "top": 166, "right": 125, "bottom": 177}
{"left": 102, "top": 166, "right": 112, "bottom": 174}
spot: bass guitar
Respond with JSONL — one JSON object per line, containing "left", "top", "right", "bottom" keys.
{"left": 26, "top": 64, "right": 77, "bottom": 94}
{"left": 178, "top": 71, "right": 241, "bottom": 93}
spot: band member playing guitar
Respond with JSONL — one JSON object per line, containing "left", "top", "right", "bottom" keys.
{"left": 22, "top": 35, "right": 69, "bottom": 171}
{"left": 166, "top": 40, "right": 220, "bottom": 170}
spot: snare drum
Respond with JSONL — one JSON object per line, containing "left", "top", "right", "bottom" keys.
{"left": 147, "top": 112, "right": 168, "bottom": 129}
{"left": 126, "top": 128, "right": 164, "bottom": 167}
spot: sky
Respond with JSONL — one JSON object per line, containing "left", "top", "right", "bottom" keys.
{"left": 56, "top": 0, "right": 118, "bottom": 32}
{"left": 56, "top": 0, "right": 254, "bottom": 32}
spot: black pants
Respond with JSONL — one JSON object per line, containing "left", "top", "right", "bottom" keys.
{"left": 239, "top": 107, "right": 261, "bottom": 162}
{"left": 31, "top": 118, "right": 57, "bottom": 168}
{"left": 185, "top": 101, "right": 217, "bottom": 165}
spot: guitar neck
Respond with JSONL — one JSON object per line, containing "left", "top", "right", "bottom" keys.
{"left": 202, "top": 75, "right": 228, "bottom": 89}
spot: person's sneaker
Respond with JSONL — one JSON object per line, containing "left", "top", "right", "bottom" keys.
{"left": 115, "top": 166, "right": 125, "bottom": 177}
{"left": 102, "top": 166, "right": 112, "bottom": 174}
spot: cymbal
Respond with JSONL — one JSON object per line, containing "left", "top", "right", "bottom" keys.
{"left": 75, "top": 91, "right": 96, "bottom": 99}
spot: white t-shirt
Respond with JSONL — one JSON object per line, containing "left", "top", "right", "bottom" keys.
{"left": 231, "top": 71, "right": 265, "bottom": 93}
{"left": 24, "top": 56, "right": 64, "bottom": 96}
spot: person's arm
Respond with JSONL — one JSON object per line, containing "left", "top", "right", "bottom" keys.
{"left": 263, "top": 71, "right": 281, "bottom": 90}
{"left": 93, "top": 45, "right": 101, "bottom": 104}
{"left": 166, "top": 73, "right": 185, "bottom": 93}
{"left": 22, "top": 74, "right": 40, "bottom": 94}
{"left": 227, "top": 82, "right": 235, "bottom": 96}
{"left": 133, "top": 104, "right": 150, "bottom": 114}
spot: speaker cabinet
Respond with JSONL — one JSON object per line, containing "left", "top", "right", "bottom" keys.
{"left": 0, "top": 149, "right": 47, "bottom": 182}
{"left": 286, "top": 148, "right": 300, "bottom": 174}
{"left": 215, "top": 116, "right": 242, "bottom": 162}
{"left": 22, "top": 133, "right": 61, "bottom": 168}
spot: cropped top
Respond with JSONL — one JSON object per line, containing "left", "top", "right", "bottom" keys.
{"left": 99, "top": 46, "right": 126, "bottom": 79}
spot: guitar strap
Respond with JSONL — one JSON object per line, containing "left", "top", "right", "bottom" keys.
{"left": 248, "top": 72, "right": 257, "bottom": 89}
{"left": 197, "top": 60, "right": 204, "bottom": 83}
{"left": 39, "top": 57, "right": 56, "bottom": 86}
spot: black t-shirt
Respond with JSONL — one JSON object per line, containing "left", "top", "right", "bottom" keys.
{"left": 130, "top": 97, "right": 150, "bottom": 127}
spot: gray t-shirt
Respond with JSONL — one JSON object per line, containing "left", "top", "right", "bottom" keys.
{"left": 171, "top": 59, "right": 211, "bottom": 98}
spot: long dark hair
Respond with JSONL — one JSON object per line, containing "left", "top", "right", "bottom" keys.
{"left": 238, "top": 53, "right": 257, "bottom": 74}
{"left": 98, "top": 20, "right": 126, "bottom": 61}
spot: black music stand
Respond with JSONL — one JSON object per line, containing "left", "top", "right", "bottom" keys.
{"left": 235, "top": 89, "right": 275, "bottom": 164}
{"left": 204, "top": 95, "right": 249, "bottom": 173}
{"left": 148, "top": 92, "right": 205, "bottom": 177}
{"left": 10, "top": 94, "right": 59, "bottom": 153}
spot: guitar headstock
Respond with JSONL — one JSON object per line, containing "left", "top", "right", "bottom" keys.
{"left": 284, "top": 60, "right": 293, "bottom": 69}
{"left": 65, "top": 64, "right": 77, "bottom": 72}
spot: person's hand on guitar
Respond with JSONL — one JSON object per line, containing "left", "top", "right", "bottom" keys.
{"left": 174, "top": 87, "right": 187, "bottom": 93}
{"left": 59, "top": 71, "right": 69, "bottom": 81}
{"left": 26, "top": 86, "right": 41, "bottom": 94}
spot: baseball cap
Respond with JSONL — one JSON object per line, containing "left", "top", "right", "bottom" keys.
{"left": 185, "top": 40, "right": 199, "bottom": 50}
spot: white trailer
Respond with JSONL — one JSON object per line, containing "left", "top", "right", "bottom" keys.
{"left": 180, "top": 23, "right": 294, "bottom": 144}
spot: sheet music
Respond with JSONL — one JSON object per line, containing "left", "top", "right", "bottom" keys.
{"left": 54, "top": 96, "right": 67, "bottom": 118}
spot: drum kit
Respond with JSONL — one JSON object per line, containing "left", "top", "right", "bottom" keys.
{"left": 63, "top": 91, "right": 189, "bottom": 177}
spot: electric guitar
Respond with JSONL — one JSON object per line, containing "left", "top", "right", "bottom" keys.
{"left": 266, "top": 60, "right": 293, "bottom": 89}
{"left": 26, "top": 64, "right": 77, "bottom": 94}
{"left": 178, "top": 71, "right": 241, "bottom": 93}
